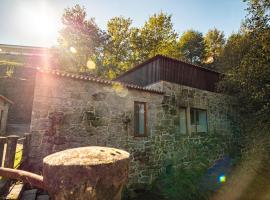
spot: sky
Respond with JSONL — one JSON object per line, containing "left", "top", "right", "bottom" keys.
{"left": 0, "top": 0, "right": 247, "bottom": 47}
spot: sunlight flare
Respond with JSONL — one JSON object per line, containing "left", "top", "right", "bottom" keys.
{"left": 17, "top": 1, "right": 60, "bottom": 46}
{"left": 112, "top": 83, "right": 129, "bottom": 97}
{"left": 87, "top": 59, "right": 96, "bottom": 70}
{"left": 70, "top": 47, "right": 77, "bottom": 54}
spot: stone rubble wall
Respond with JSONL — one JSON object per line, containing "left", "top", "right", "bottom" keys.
{"left": 146, "top": 81, "right": 240, "bottom": 171}
{"left": 29, "top": 73, "right": 239, "bottom": 188}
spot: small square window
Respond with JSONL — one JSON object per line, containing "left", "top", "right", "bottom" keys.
{"left": 190, "top": 108, "right": 208, "bottom": 134}
{"left": 134, "top": 102, "right": 147, "bottom": 136}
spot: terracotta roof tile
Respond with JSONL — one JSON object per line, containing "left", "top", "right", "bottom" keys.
{"left": 37, "top": 68, "right": 164, "bottom": 95}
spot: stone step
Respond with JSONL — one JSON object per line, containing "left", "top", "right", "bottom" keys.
{"left": 20, "top": 189, "right": 37, "bottom": 200}
{"left": 5, "top": 182, "right": 24, "bottom": 200}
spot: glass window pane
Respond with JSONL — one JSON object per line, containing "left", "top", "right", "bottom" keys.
{"left": 191, "top": 125, "right": 197, "bottom": 133}
{"left": 196, "top": 110, "right": 200, "bottom": 125}
{"left": 138, "top": 104, "right": 145, "bottom": 135}
{"left": 190, "top": 109, "right": 196, "bottom": 125}
{"left": 179, "top": 108, "right": 186, "bottom": 134}
{"left": 134, "top": 103, "right": 139, "bottom": 134}
{"left": 134, "top": 102, "right": 146, "bottom": 136}
{"left": 197, "top": 110, "right": 207, "bottom": 133}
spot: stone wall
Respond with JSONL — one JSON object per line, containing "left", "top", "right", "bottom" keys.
{"left": 29, "top": 72, "right": 163, "bottom": 187}
{"left": 146, "top": 81, "right": 239, "bottom": 170}
{"left": 29, "top": 72, "right": 239, "bottom": 189}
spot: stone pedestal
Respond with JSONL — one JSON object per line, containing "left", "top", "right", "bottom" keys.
{"left": 43, "top": 146, "right": 130, "bottom": 200}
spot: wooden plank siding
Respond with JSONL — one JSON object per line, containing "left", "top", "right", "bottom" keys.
{"left": 115, "top": 55, "right": 220, "bottom": 92}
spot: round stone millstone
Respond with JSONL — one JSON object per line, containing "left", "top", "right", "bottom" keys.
{"left": 42, "top": 146, "right": 130, "bottom": 200}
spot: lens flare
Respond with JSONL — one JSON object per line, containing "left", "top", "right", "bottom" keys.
{"left": 218, "top": 175, "right": 226, "bottom": 183}
{"left": 17, "top": 1, "right": 60, "bottom": 46}
{"left": 205, "top": 56, "right": 214, "bottom": 64}
{"left": 87, "top": 59, "right": 96, "bottom": 70}
{"left": 112, "top": 83, "right": 128, "bottom": 97}
{"left": 70, "top": 47, "right": 77, "bottom": 54}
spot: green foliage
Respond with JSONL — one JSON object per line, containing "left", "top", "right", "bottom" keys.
{"left": 95, "top": 17, "right": 135, "bottom": 78}
{"left": 97, "top": 12, "right": 179, "bottom": 78}
{"left": 138, "top": 12, "right": 179, "bottom": 61}
{"left": 217, "top": 33, "right": 251, "bottom": 72}
{"left": 203, "top": 28, "right": 225, "bottom": 69}
{"left": 151, "top": 167, "right": 211, "bottom": 200}
{"left": 56, "top": 1, "right": 269, "bottom": 90}
{"left": 58, "top": 9, "right": 182, "bottom": 78}
{"left": 178, "top": 30, "right": 205, "bottom": 65}
{"left": 219, "top": 0, "right": 270, "bottom": 126}
{"left": 144, "top": 132, "right": 241, "bottom": 200}
{"left": 57, "top": 4, "right": 105, "bottom": 73}
{"left": 244, "top": 0, "right": 270, "bottom": 30}
{"left": 0, "top": 60, "right": 22, "bottom": 67}
{"left": 0, "top": 63, "right": 23, "bottom": 79}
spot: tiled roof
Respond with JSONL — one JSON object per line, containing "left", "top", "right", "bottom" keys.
{"left": 0, "top": 95, "right": 14, "bottom": 104}
{"left": 37, "top": 68, "right": 164, "bottom": 95}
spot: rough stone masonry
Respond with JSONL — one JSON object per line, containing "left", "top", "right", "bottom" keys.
{"left": 29, "top": 70, "right": 238, "bottom": 189}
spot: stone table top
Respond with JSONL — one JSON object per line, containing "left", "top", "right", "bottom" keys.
{"left": 43, "top": 146, "right": 130, "bottom": 166}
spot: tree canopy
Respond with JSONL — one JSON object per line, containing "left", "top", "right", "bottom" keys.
{"left": 56, "top": 0, "right": 270, "bottom": 93}
{"left": 57, "top": 8, "right": 217, "bottom": 78}
{"left": 219, "top": 0, "right": 270, "bottom": 126}
{"left": 178, "top": 30, "right": 205, "bottom": 65}
{"left": 138, "top": 12, "right": 179, "bottom": 61}
{"left": 57, "top": 5, "right": 104, "bottom": 74}
{"left": 204, "top": 28, "right": 225, "bottom": 69}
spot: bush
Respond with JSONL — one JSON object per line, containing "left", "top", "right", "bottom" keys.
{"left": 150, "top": 167, "right": 212, "bottom": 200}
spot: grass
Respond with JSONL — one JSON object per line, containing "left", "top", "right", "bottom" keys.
{"left": 14, "top": 144, "right": 23, "bottom": 169}
{"left": 1, "top": 143, "right": 23, "bottom": 169}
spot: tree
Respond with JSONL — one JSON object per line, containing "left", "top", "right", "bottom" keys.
{"left": 57, "top": 5, "right": 104, "bottom": 74}
{"left": 138, "top": 12, "right": 179, "bottom": 62}
{"left": 219, "top": 0, "right": 270, "bottom": 124}
{"left": 96, "top": 17, "right": 134, "bottom": 79}
{"left": 203, "top": 28, "right": 225, "bottom": 69}
{"left": 96, "top": 12, "right": 179, "bottom": 79}
{"left": 217, "top": 32, "right": 250, "bottom": 72}
{"left": 178, "top": 30, "right": 205, "bottom": 65}
{"left": 244, "top": 0, "right": 270, "bottom": 30}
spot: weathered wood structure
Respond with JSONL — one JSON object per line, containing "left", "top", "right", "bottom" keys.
{"left": 0, "top": 95, "right": 13, "bottom": 134}
{"left": 0, "top": 133, "right": 32, "bottom": 198}
{"left": 115, "top": 55, "right": 221, "bottom": 92}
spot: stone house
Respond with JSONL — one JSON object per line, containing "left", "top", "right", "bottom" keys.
{"left": 28, "top": 55, "right": 239, "bottom": 190}
{"left": 0, "top": 95, "right": 13, "bottom": 134}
